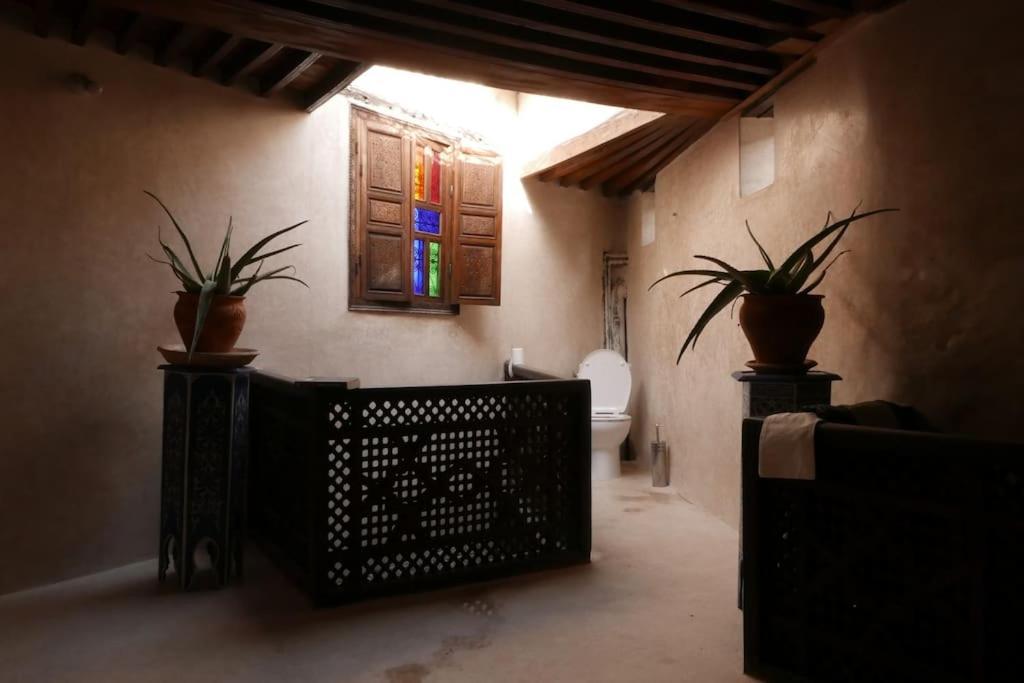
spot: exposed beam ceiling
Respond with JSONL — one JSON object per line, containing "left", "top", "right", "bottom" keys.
{"left": 3, "top": 0, "right": 898, "bottom": 190}
{"left": 2, "top": 0, "right": 368, "bottom": 111}
{"left": 524, "top": 0, "right": 900, "bottom": 197}
{"left": 95, "top": 0, "right": 849, "bottom": 115}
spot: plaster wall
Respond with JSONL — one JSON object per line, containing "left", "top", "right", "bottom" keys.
{"left": 0, "top": 27, "right": 624, "bottom": 594}
{"left": 626, "top": 0, "right": 1024, "bottom": 526}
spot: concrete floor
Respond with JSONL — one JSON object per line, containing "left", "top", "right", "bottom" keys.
{"left": 0, "top": 467, "right": 748, "bottom": 682}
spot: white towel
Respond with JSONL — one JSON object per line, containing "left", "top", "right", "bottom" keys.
{"left": 758, "top": 412, "right": 821, "bottom": 480}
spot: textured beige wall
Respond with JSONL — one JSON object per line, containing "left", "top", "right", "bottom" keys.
{"left": 0, "top": 26, "right": 624, "bottom": 594}
{"left": 626, "top": 0, "right": 1024, "bottom": 527}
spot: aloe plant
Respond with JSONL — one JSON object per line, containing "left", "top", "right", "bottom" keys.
{"left": 145, "top": 191, "right": 308, "bottom": 356}
{"left": 649, "top": 206, "right": 898, "bottom": 363}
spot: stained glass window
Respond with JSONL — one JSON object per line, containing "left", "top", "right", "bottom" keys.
{"left": 412, "top": 239, "right": 425, "bottom": 296}
{"left": 414, "top": 147, "right": 425, "bottom": 201}
{"left": 429, "top": 152, "right": 442, "bottom": 204}
{"left": 428, "top": 242, "right": 441, "bottom": 297}
{"left": 414, "top": 207, "right": 441, "bottom": 235}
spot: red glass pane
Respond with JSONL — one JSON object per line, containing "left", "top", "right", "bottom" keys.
{"left": 429, "top": 152, "right": 441, "bottom": 204}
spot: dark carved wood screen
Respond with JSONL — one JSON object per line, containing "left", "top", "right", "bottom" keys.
{"left": 250, "top": 372, "right": 590, "bottom": 605}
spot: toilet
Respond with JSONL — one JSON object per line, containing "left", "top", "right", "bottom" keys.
{"left": 577, "top": 349, "right": 632, "bottom": 481}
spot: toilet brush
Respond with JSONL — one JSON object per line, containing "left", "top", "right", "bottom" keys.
{"left": 651, "top": 424, "right": 669, "bottom": 487}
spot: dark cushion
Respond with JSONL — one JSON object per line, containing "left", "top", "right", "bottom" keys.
{"left": 809, "top": 400, "right": 938, "bottom": 432}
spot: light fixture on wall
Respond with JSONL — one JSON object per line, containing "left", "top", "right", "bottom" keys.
{"left": 66, "top": 72, "right": 103, "bottom": 95}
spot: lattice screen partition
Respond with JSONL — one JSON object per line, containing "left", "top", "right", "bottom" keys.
{"left": 251, "top": 373, "right": 591, "bottom": 605}
{"left": 741, "top": 419, "right": 1024, "bottom": 683}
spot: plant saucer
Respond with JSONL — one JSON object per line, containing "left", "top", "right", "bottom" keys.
{"left": 158, "top": 344, "right": 258, "bottom": 368}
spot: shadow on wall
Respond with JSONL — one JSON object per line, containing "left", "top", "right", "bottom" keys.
{"left": 834, "top": 4, "right": 1024, "bottom": 440}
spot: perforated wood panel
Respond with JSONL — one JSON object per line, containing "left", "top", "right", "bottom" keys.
{"left": 251, "top": 375, "right": 591, "bottom": 605}
{"left": 367, "top": 129, "right": 403, "bottom": 193}
{"left": 453, "top": 150, "right": 502, "bottom": 306}
{"left": 354, "top": 110, "right": 410, "bottom": 302}
{"left": 456, "top": 244, "right": 496, "bottom": 299}
{"left": 742, "top": 420, "right": 1024, "bottom": 683}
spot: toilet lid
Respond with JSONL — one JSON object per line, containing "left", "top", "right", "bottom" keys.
{"left": 577, "top": 349, "right": 631, "bottom": 413}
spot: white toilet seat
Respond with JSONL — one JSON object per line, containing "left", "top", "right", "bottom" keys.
{"left": 591, "top": 413, "right": 631, "bottom": 422}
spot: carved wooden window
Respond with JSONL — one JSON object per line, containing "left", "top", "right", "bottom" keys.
{"left": 350, "top": 107, "right": 502, "bottom": 313}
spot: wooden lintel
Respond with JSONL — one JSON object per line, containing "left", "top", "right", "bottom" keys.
{"left": 522, "top": 110, "right": 665, "bottom": 179}
{"left": 260, "top": 50, "right": 321, "bottom": 96}
{"left": 193, "top": 33, "right": 242, "bottom": 77}
{"left": 304, "top": 60, "right": 368, "bottom": 112}
{"left": 222, "top": 42, "right": 283, "bottom": 86}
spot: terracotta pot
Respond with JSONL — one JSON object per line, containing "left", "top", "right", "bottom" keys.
{"left": 738, "top": 294, "right": 825, "bottom": 369}
{"left": 173, "top": 292, "right": 246, "bottom": 353}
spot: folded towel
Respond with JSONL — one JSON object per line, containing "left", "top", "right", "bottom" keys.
{"left": 759, "top": 412, "right": 821, "bottom": 480}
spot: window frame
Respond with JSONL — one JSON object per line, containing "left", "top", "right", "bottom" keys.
{"left": 348, "top": 105, "right": 502, "bottom": 315}
{"left": 348, "top": 107, "right": 456, "bottom": 314}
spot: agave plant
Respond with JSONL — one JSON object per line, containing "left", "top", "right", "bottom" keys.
{"left": 145, "top": 191, "right": 308, "bottom": 355}
{"left": 649, "top": 206, "right": 898, "bottom": 363}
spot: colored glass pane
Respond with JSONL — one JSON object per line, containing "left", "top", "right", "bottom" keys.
{"left": 414, "top": 207, "right": 441, "bottom": 235}
{"left": 428, "top": 242, "right": 441, "bottom": 297}
{"left": 429, "top": 152, "right": 442, "bottom": 204}
{"left": 414, "top": 147, "right": 425, "bottom": 201}
{"left": 412, "top": 239, "right": 425, "bottom": 296}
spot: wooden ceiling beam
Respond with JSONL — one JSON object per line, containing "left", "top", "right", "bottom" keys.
{"left": 537, "top": 119, "right": 669, "bottom": 182}
{"left": 115, "top": 12, "right": 145, "bottom": 55}
{"left": 307, "top": 0, "right": 751, "bottom": 101}
{"left": 303, "top": 59, "right": 367, "bottom": 112}
{"left": 577, "top": 122, "right": 689, "bottom": 189}
{"left": 764, "top": 0, "right": 854, "bottom": 19}
{"left": 193, "top": 33, "right": 242, "bottom": 77}
{"left": 260, "top": 49, "right": 321, "bottom": 96}
{"left": 100, "top": 0, "right": 742, "bottom": 114}
{"left": 651, "top": 0, "right": 823, "bottom": 41}
{"left": 400, "top": 0, "right": 782, "bottom": 75}
{"left": 33, "top": 0, "right": 52, "bottom": 38}
{"left": 402, "top": 0, "right": 764, "bottom": 92}
{"left": 523, "top": 0, "right": 779, "bottom": 51}
{"left": 221, "top": 41, "right": 282, "bottom": 86}
{"left": 155, "top": 24, "right": 199, "bottom": 67}
{"left": 556, "top": 123, "right": 675, "bottom": 186}
{"left": 611, "top": 120, "right": 715, "bottom": 195}
{"left": 523, "top": 110, "right": 664, "bottom": 178}
{"left": 71, "top": 0, "right": 100, "bottom": 46}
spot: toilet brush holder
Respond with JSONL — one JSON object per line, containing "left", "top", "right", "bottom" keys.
{"left": 651, "top": 424, "right": 669, "bottom": 487}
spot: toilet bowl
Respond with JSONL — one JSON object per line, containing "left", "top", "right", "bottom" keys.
{"left": 577, "top": 349, "right": 632, "bottom": 481}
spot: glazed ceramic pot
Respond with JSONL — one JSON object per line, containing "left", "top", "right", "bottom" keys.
{"left": 738, "top": 294, "right": 825, "bottom": 370}
{"left": 173, "top": 292, "right": 246, "bottom": 353}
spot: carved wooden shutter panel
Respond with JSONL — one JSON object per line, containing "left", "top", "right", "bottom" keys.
{"left": 354, "top": 110, "right": 410, "bottom": 302}
{"left": 452, "top": 149, "right": 502, "bottom": 306}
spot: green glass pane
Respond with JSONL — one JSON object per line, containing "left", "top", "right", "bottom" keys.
{"left": 428, "top": 242, "right": 441, "bottom": 298}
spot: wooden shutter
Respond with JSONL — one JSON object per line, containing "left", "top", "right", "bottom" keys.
{"left": 452, "top": 148, "right": 502, "bottom": 306}
{"left": 353, "top": 110, "right": 410, "bottom": 302}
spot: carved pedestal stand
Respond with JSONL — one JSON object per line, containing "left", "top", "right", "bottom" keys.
{"left": 158, "top": 365, "right": 251, "bottom": 590}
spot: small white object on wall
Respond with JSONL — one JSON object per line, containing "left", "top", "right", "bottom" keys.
{"left": 739, "top": 117, "right": 775, "bottom": 197}
{"left": 510, "top": 347, "right": 525, "bottom": 365}
{"left": 640, "top": 191, "right": 656, "bottom": 246}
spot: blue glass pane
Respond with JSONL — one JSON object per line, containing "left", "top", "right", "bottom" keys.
{"left": 414, "top": 207, "right": 441, "bottom": 235}
{"left": 412, "top": 239, "right": 425, "bottom": 296}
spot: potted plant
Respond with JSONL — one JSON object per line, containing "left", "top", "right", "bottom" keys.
{"left": 650, "top": 206, "right": 897, "bottom": 371}
{"left": 146, "top": 191, "right": 308, "bottom": 357}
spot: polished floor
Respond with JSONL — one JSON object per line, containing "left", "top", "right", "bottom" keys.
{"left": 0, "top": 466, "right": 748, "bottom": 682}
